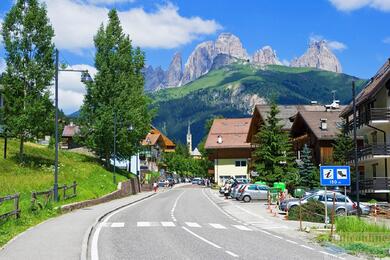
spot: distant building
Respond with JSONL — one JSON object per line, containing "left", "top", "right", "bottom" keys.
{"left": 340, "top": 58, "right": 390, "bottom": 202}
{"left": 205, "top": 118, "right": 252, "bottom": 185}
{"left": 140, "top": 126, "right": 176, "bottom": 172}
{"left": 186, "top": 122, "right": 202, "bottom": 159}
{"left": 61, "top": 122, "right": 80, "bottom": 149}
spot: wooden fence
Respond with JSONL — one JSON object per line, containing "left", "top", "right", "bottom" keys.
{"left": 31, "top": 181, "right": 77, "bottom": 210}
{"left": 0, "top": 193, "right": 20, "bottom": 220}
{"left": 59, "top": 181, "right": 77, "bottom": 200}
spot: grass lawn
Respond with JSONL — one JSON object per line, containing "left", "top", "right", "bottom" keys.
{"left": 0, "top": 138, "right": 127, "bottom": 247}
{"left": 317, "top": 216, "right": 390, "bottom": 258}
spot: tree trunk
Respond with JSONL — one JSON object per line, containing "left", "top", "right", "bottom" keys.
{"left": 19, "top": 135, "right": 24, "bottom": 162}
{"left": 105, "top": 152, "right": 110, "bottom": 170}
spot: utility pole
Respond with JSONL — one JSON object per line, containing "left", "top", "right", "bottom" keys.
{"left": 54, "top": 49, "right": 59, "bottom": 202}
{"left": 352, "top": 81, "right": 360, "bottom": 217}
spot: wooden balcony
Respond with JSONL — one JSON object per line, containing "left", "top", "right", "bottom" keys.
{"left": 358, "top": 144, "right": 390, "bottom": 161}
{"left": 360, "top": 177, "right": 390, "bottom": 194}
{"left": 346, "top": 108, "right": 390, "bottom": 132}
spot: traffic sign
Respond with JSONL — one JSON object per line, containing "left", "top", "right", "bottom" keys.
{"left": 320, "top": 166, "right": 350, "bottom": 186}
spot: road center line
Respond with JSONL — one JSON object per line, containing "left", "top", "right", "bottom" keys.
{"left": 225, "top": 250, "right": 239, "bottom": 258}
{"left": 285, "top": 239, "right": 298, "bottom": 245}
{"left": 182, "top": 227, "right": 221, "bottom": 249}
{"left": 171, "top": 191, "right": 185, "bottom": 222}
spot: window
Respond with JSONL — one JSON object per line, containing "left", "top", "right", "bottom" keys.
{"left": 372, "top": 131, "right": 378, "bottom": 145}
{"left": 248, "top": 185, "right": 257, "bottom": 190}
{"left": 235, "top": 160, "right": 247, "bottom": 167}
{"left": 372, "top": 163, "right": 378, "bottom": 178}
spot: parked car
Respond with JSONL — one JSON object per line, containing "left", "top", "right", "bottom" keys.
{"left": 158, "top": 180, "right": 165, "bottom": 187}
{"left": 231, "top": 184, "right": 246, "bottom": 199}
{"left": 279, "top": 190, "right": 369, "bottom": 215}
{"left": 238, "top": 184, "right": 270, "bottom": 202}
{"left": 192, "top": 178, "right": 201, "bottom": 184}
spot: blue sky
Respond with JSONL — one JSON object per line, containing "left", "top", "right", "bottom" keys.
{"left": 1, "top": 0, "right": 390, "bottom": 114}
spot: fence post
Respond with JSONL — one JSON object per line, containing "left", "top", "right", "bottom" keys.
{"left": 14, "top": 193, "right": 20, "bottom": 219}
{"left": 73, "top": 181, "right": 77, "bottom": 196}
{"left": 63, "top": 185, "right": 67, "bottom": 200}
{"left": 299, "top": 196, "right": 302, "bottom": 231}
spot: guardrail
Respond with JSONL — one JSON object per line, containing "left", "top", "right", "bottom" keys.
{"left": 0, "top": 193, "right": 21, "bottom": 220}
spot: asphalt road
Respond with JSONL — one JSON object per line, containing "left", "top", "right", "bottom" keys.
{"left": 92, "top": 185, "right": 351, "bottom": 260}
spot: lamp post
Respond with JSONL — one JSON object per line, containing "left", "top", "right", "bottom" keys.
{"left": 352, "top": 81, "right": 360, "bottom": 217}
{"left": 54, "top": 49, "right": 92, "bottom": 201}
{"left": 216, "top": 135, "right": 223, "bottom": 185}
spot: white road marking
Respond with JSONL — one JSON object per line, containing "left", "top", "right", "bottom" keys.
{"left": 161, "top": 221, "right": 176, "bottom": 227}
{"left": 111, "top": 222, "right": 124, "bottom": 228}
{"left": 171, "top": 191, "right": 185, "bottom": 222}
{"left": 320, "top": 251, "right": 339, "bottom": 258}
{"left": 182, "top": 227, "right": 221, "bottom": 249}
{"left": 185, "top": 222, "right": 201, "bottom": 228}
{"left": 272, "top": 235, "right": 283, "bottom": 239}
{"left": 137, "top": 222, "right": 152, "bottom": 227}
{"left": 285, "top": 239, "right": 298, "bottom": 245}
{"left": 232, "top": 225, "right": 252, "bottom": 231}
{"left": 259, "top": 230, "right": 271, "bottom": 235}
{"left": 209, "top": 223, "right": 227, "bottom": 229}
{"left": 300, "top": 245, "right": 314, "bottom": 250}
{"left": 225, "top": 250, "right": 239, "bottom": 258}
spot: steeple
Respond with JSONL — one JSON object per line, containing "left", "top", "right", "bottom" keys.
{"left": 186, "top": 121, "right": 192, "bottom": 154}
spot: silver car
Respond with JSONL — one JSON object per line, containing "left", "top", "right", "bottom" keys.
{"left": 238, "top": 184, "right": 270, "bottom": 202}
{"left": 280, "top": 190, "right": 360, "bottom": 215}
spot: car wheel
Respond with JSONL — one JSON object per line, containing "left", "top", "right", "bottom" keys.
{"left": 336, "top": 208, "right": 346, "bottom": 216}
{"left": 289, "top": 205, "right": 297, "bottom": 212}
{"left": 243, "top": 195, "right": 251, "bottom": 203}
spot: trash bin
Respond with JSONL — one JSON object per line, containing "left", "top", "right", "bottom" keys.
{"left": 294, "top": 188, "right": 305, "bottom": 198}
{"left": 273, "top": 182, "right": 286, "bottom": 192}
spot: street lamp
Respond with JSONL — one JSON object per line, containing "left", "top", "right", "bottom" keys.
{"left": 54, "top": 49, "right": 92, "bottom": 202}
{"left": 352, "top": 81, "right": 360, "bottom": 217}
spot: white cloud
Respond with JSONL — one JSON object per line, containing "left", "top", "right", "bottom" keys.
{"left": 54, "top": 64, "right": 97, "bottom": 114}
{"left": 281, "top": 59, "right": 290, "bottom": 66}
{"left": 44, "top": 0, "right": 221, "bottom": 53}
{"left": 85, "top": 0, "right": 135, "bottom": 4}
{"left": 383, "top": 37, "right": 390, "bottom": 44}
{"left": 327, "top": 41, "right": 347, "bottom": 51}
{"left": 0, "top": 58, "right": 5, "bottom": 73}
{"left": 329, "top": 0, "right": 390, "bottom": 12}
{"left": 309, "top": 34, "right": 347, "bottom": 52}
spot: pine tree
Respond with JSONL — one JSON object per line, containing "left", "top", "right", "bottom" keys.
{"left": 80, "top": 9, "right": 152, "bottom": 168}
{"left": 252, "top": 101, "right": 298, "bottom": 187}
{"left": 2, "top": 0, "right": 55, "bottom": 160}
{"left": 333, "top": 121, "right": 354, "bottom": 165}
{"left": 298, "top": 144, "right": 319, "bottom": 188}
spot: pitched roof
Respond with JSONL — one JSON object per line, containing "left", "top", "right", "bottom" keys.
{"left": 62, "top": 124, "right": 80, "bottom": 137}
{"left": 191, "top": 148, "right": 202, "bottom": 156}
{"left": 341, "top": 58, "right": 390, "bottom": 116}
{"left": 255, "top": 104, "right": 327, "bottom": 130}
{"left": 205, "top": 118, "right": 252, "bottom": 149}
{"left": 141, "top": 127, "right": 175, "bottom": 147}
{"left": 293, "top": 110, "right": 343, "bottom": 140}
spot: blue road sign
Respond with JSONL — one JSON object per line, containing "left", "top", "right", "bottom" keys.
{"left": 320, "top": 166, "right": 351, "bottom": 186}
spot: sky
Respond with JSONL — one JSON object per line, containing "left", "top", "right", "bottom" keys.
{"left": 0, "top": 0, "right": 390, "bottom": 114}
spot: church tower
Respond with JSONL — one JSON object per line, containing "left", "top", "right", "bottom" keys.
{"left": 186, "top": 121, "right": 192, "bottom": 154}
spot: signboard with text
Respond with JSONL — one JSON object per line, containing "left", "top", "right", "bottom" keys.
{"left": 320, "top": 166, "right": 351, "bottom": 186}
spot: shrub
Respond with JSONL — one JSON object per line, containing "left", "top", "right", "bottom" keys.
{"left": 288, "top": 200, "right": 325, "bottom": 223}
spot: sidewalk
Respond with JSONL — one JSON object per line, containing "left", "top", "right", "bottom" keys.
{"left": 0, "top": 189, "right": 162, "bottom": 260}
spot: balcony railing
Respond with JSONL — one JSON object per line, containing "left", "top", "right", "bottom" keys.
{"left": 359, "top": 144, "right": 390, "bottom": 160}
{"left": 346, "top": 108, "right": 390, "bottom": 132}
{"left": 360, "top": 177, "right": 390, "bottom": 193}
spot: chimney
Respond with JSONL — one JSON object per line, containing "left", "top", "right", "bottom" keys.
{"left": 320, "top": 118, "right": 328, "bottom": 130}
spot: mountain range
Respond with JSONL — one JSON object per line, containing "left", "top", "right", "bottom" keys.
{"left": 144, "top": 33, "right": 342, "bottom": 92}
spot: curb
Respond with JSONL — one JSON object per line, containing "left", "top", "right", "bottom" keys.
{"left": 80, "top": 192, "right": 157, "bottom": 260}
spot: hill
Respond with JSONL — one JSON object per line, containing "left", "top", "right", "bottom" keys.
{"left": 150, "top": 63, "right": 366, "bottom": 147}
{"left": 0, "top": 139, "right": 127, "bottom": 246}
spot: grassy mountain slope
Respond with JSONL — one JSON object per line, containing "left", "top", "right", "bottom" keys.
{"left": 150, "top": 64, "right": 365, "bottom": 147}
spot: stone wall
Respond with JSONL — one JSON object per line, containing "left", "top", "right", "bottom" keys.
{"left": 61, "top": 178, "right": 140, "bottom": 213}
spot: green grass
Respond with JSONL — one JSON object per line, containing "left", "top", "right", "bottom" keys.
{"left": 334, "top": 217, "right": 390, "bottom": 258}
{"left": 0, "top": 138, "right": 127, "bottom": 247}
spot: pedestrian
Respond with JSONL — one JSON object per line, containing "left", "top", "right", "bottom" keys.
{"left": 153, "top": 182, "right": 158, "bottom": 192}
{"left": 224, "top": 182, "right": 230, "bottom": 199}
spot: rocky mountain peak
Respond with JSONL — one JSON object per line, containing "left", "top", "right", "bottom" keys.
{"left": 290, "top": 40, "right": 342, "bottom": 73}
{"left": 166, "top": 52, "right": 183, "bottom": 87}
{"left": 215, "top": 33, "right": 249, "bottom": 60}
{"left": 252, "top": 45, "right": 282, "bottom": 66}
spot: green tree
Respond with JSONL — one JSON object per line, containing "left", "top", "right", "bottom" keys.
{"left": 333, "top": 122, "right": 354, "bottom": 165}
{"left": 298, "top": 144, "right": 319, "bottom": 188}
{"left": 252, "top": 101, "right": 298, "bottom": 188}
{"left": 80, "top": 9, "right": 151, "bottom": 168}
{"left": 2, "top": 0, "right": 55, "bottom": 160}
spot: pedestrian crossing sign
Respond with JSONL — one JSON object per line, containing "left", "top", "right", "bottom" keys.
{"left": 320, "top": 166, "right": 350, "bottom": 186}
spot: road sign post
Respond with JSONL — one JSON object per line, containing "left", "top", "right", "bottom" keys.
{"left": 320, "top": 166, "right": 351, "bottom": 227}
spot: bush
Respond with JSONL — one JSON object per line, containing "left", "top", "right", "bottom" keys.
{"left": 288, "top": 200, "right": 325, "bottom": 223}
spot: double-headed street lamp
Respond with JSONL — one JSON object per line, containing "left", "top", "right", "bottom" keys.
{"left": 53, "top": 49, "right": 92, "bottom": 202}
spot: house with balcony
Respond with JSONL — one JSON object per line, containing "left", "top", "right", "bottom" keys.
{"left": 290, "top": 109, "right": 345, "bottom": 166}
{"left": 340, "top": 58, "right": 390, "bottom": 202}
{"left": 205, "top": 118, "right": 252, "bottom": 185}
{"left": 140, "top": 126, "right": 176, "bottom": 173}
